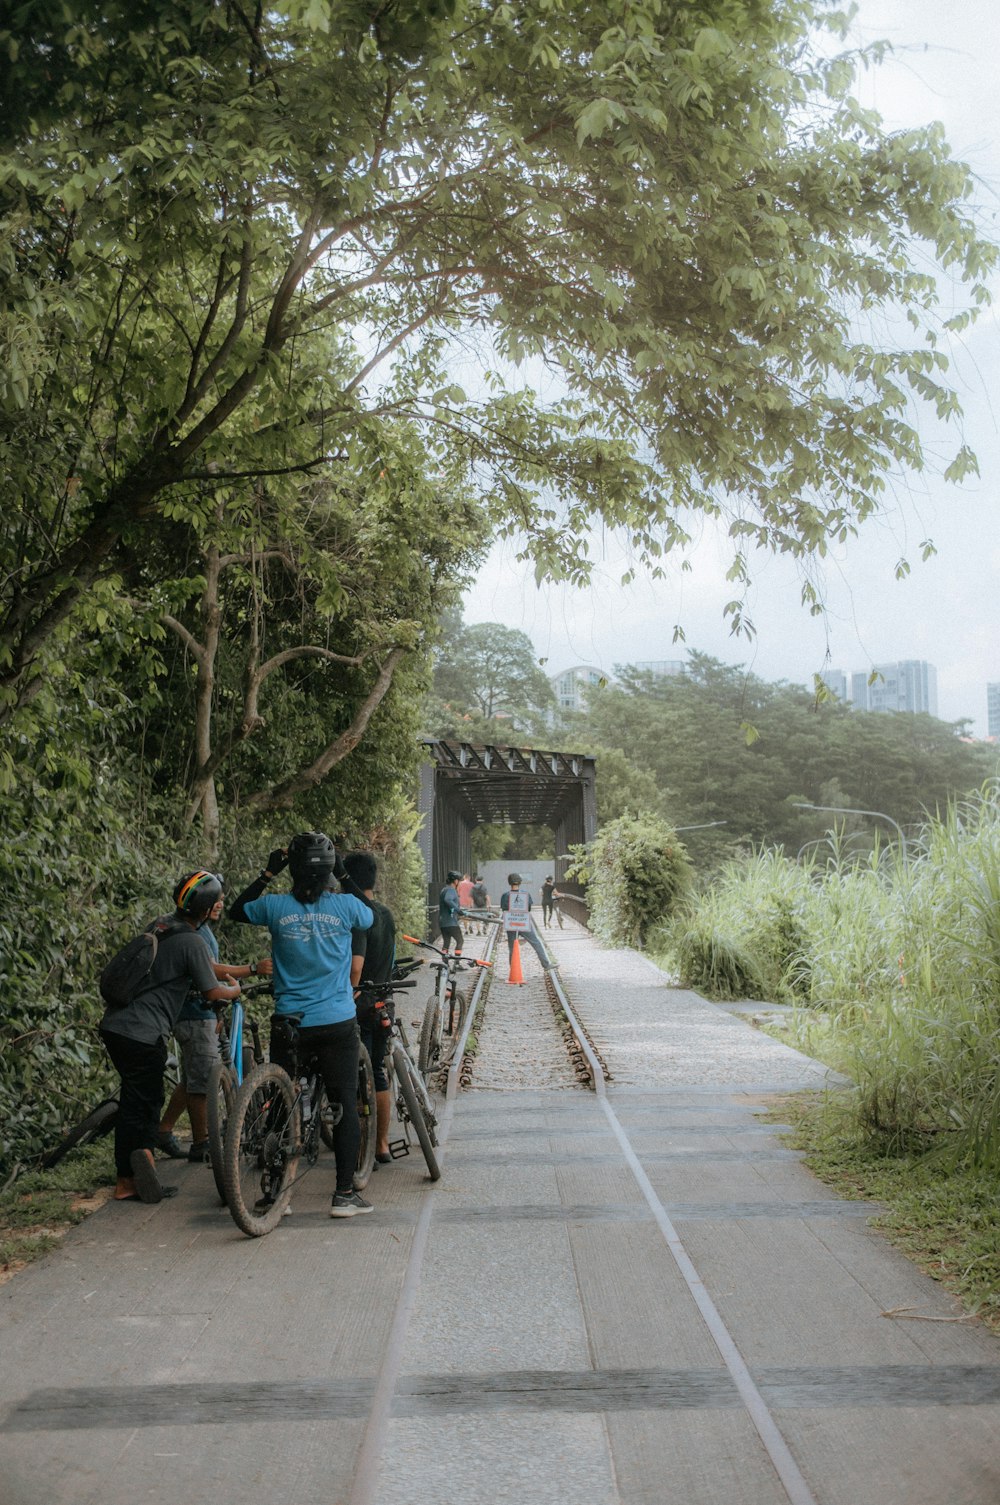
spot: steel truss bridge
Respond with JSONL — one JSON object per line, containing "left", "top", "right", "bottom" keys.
{"left": 416, "top": 739, "right": 597, "bottom": 905}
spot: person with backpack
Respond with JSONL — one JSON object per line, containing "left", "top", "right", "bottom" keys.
{"left": 99, "top": 871, "right": 242, "bottom": 1204}
{"left": 500, "top": 872, "right": 553, "bottom": 972}
{"left": 156, "top": 883, "right": 272, "bottom": 1164}
{"left": 228, "top": 832, "right": 375, "bottom": 1218}
{"left": 470, "top": 874, "right": 491, "bottom": 935}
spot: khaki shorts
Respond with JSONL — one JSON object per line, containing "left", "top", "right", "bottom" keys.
{"left": 174, "top": 1018, "right": 220, "bottom": 1094}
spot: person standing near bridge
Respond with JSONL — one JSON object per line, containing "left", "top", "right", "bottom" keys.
{"left": 470, "top": 874, "right": 491, "bottom": 934}
{"left": 500, "top": 873, "right": 552, "bottom": 972}
{"left": 438, "top": 870, "right": 464, "bottom": 955}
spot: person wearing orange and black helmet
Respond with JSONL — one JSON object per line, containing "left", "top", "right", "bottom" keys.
{"left": 156, "top": 877, "right": 272, "bottom": 1165}
{"left": 99, "top": 871, "right": 241, "bottom": 1205}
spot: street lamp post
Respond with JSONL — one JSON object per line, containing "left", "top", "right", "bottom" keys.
{"left": 792, "top": 802, "right": 907, "bottom": 866}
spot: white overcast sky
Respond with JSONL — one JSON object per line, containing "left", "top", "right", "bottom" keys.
{"left": 463, "top": 0, "right": 1000, "bottom": 733}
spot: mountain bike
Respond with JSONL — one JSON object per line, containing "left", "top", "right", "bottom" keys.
{"left": 221, "top": 1014, "right": 376, "bottom": 1237}
{"left": 205, "top": 983, "right": 269, "bottom": 1203}
{"left": 402, "top": 931, "right": 491, "bottom": 1077}
{"left": 357, "top": 968, "right": 443, "bottom": 1181}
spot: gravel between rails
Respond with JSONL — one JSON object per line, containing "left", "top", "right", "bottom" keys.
{"left": 471, "top": 941, "right": 582, "bottom": 1092}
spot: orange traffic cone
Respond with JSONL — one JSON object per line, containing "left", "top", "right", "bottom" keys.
{"left": 508, "top": 937, "right": 524, "bottom": 985}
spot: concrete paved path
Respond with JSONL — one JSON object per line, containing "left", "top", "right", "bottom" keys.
{"left": 1, "top": 926, "right": 998, "bottom": 1505}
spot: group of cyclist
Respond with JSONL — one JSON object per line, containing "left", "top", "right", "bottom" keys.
{"left": 97, "top": 839, "right": 569, "bottom": 1213}
{"left": 98, "top": 833, "right": 393, "bottom": 1216}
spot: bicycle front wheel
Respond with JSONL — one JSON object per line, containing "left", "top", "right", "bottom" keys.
{"left": 393, "top": 1044, "right": 440, "bottom": 1181}
{"left": 222, "top": 1064, "right": 298, "bottom": 1237}
{"left": 206, "top": 1061, "right": 237, "bottom": 1204}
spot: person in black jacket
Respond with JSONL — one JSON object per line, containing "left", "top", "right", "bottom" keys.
{"left": 343, "top": 850, "right": 397, "bottom": 1165}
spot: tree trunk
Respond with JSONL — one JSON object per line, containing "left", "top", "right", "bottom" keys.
{"left": 181, "top": 536, "right": 222, "bottom": 859}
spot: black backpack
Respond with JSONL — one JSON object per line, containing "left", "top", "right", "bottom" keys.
{"left": 99, "top": 919, "right": 188, "bottom": 1009}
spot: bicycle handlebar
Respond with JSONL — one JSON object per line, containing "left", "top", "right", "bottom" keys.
{"left": 400, "top": 935, "right": 491, "bottom": 968}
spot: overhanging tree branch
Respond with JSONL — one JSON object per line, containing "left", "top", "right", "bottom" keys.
{"left": 247, "top": 646, "right": 407, "bottom": 810}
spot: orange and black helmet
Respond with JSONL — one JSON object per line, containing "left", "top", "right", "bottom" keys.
{"left": 173, "top": 870, "right": 223, "bottom": 919}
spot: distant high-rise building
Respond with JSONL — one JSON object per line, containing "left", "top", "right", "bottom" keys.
{"left": 852, "top": 660, "right": 938, "bottom": 717}
{"left": 988, "top": 682, "right": 1000, "bottom": 738}
{"left": 631, "top": 659, "right": 687, "bottom": 679}
{"left": 550, "top": 664, "right": 605, "bottom": 713}
{"left": 851, "top": 671, "right": 871, "bottom": 711}
{"left": 819, "top": 669, "right": 848, "bottom": 703}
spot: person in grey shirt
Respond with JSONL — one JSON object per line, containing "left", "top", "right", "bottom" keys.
{"left": 99, "top": 871, "right": 240, "bottom": 1204}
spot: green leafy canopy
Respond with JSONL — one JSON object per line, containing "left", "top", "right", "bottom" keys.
{"left": 1, "top": 0, "right": 995, "bottom": 720}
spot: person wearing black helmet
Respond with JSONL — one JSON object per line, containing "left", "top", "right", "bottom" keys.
{"left": 229, "top": 833, "right": 376, "bottom": 1218}
{"left": 499, "top": 872, "right": 554, "bottom": 971}
{"left": 99, "top": 871, "right": 242, "bottom": 1204}
{"left": 438, "top": 869, "right": 464, "bottom": 955}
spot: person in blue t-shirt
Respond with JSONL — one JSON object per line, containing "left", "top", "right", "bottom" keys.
{"left": 229, "top": 831, "right": 374, "bottom": 1218}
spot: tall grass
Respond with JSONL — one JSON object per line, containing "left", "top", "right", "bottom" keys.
{"left": 659, "top": 784, "right": 1000, "bottom": 1170}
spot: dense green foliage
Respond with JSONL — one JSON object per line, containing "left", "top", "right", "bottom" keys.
{"left": 568, "top": 813, "right": 692, "bottom": 948}
{"left": 2, "top": 0, "right": 995, "bottom": 727}
{"left": 561, "top": 655, "right": 999, "bottom": 867}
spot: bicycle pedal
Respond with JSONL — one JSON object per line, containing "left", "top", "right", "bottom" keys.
{"left": 388, "top": 1139, "right": 410, "bottom": 1159}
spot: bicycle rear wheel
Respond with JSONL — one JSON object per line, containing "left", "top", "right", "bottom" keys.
{"left": 393, "top": 1044, "right": 440, "bottom": 1181}
{"left": 41, "top": 1097, "right": 119, "bottom": 1170}
{"left": 206, "top": 1061, "right": 237, "bottom": 1204}
{"left": 354, "top": 1045, "right": 376, "bottom": 1190}
{"left": 418, "top": 993, "right": 442, "bottom": 1076}
{"left": 222, "top": 1064, "right": 298, "bottom": 1236}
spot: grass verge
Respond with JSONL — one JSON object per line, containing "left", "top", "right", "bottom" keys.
{"left": 1, "top": 1142, "right": 116, "bottom": 1283}
{"left": 762, "top": 1090, "right": 1000, "bottom": 1334}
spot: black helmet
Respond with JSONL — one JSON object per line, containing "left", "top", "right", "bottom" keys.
{"left": 287, "top": 830, "right": 336, "bottom": 882}
{"left": 507, "top": 872, "right": 522, "bottom": 886}
{"left": 446, "top": 870, "right": 462, "bottom": 883}
{"left": 173, "top": 870, "right": 223, "bottom": 919}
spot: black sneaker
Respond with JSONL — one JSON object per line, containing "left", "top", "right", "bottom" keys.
{"left": 188, "top": 1140, "right": 210, "bottom": 1163}
{"left": 330, "top": 1190, "right": 373, "bottom": 1218}
{"left": 156, "top": 1131, "right": 188, "bottom": 1160}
